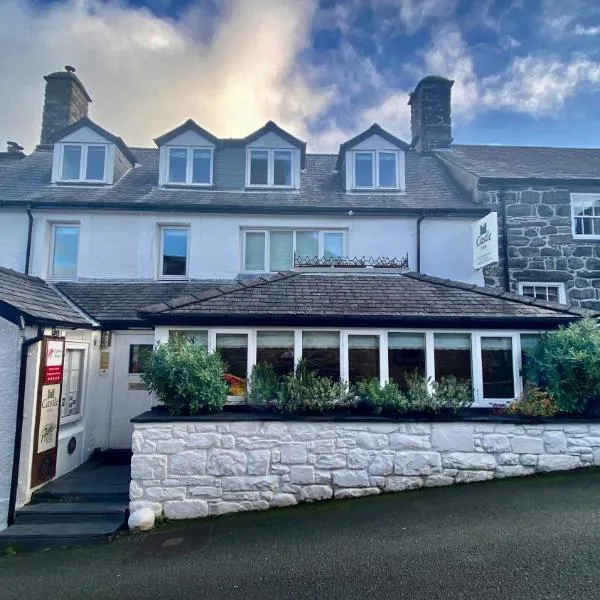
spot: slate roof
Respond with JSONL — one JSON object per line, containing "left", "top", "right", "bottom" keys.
{"left": 0, "top": 148, "right": 484, "bottom": 214}
{"left": 440, "top": 145, "right": 600, "bottom": 180}
{"left": 0, "top": 267, "right": 95, "bottom": 328}
{"left": 138, "top": 271, "right": 589, "bottom": 327}
{"left": 55, "top": 280, "right": 234, "bottom": 326}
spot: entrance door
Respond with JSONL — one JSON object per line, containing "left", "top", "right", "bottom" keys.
{"left": 109, "top": 332, "right": 154, "bottom": 449}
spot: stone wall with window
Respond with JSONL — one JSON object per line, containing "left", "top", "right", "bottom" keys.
{"left": 480, "top": 184, "right": 600, "bottom": 311}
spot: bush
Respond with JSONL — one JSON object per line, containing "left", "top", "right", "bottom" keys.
{"left": 140, "top": 337, "right": 228, "bottom": 416}
{"left": 353, "top": 378, "right": 408, "bottom": 416}
{"left": 274, "top": 359, "right": 351, "bottom": 415}
{"left": 404, "top": 372, "right": 439, "bottom": 412}
{"left": 433, "top": 376, "right": 474, "bottom": 414}
{"left": 247, "top": 362, "right": 280, "bottom": 407}
{"left": 526, "top": 318, "right": 600, "bottom": 414}
{"left": 507, "top": 385, "right": 560, "bottom": 418}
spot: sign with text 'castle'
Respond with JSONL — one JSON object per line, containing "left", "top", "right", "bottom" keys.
{"left": 472, "top": 212, "right": 498, "bottom": 270}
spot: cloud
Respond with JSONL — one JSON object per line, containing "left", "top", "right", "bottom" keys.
{"left": 0, "top": 0, "right": 331, "bottom": 152}
{"left": 574, "top": 24, "right": 600, "bottom": 36}
{"left": 393, "top": 0, "right": 457, "bottom": 35}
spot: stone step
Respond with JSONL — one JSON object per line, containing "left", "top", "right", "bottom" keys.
{"left": 0, "top": 519, "right": 125, "bottom": 551}
{"left": 15, "top": 502, "right": 128, "bottom": 524}
{"left": 32, "top": 490, "right": 130, "bottom": 504}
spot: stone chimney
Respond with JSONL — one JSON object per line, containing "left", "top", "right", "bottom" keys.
{"left": 1, "top": 141, "right": 25, "bottom": 160}
{"left": 408, "top": 76, "right": 453, "bottom": 153}
{"left": 40, "top": 65, "right": 92, "bottom": 147}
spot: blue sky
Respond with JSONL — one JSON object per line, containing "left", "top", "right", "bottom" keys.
{"left": 3, "top": 0, "right": 600, "bottom": 152}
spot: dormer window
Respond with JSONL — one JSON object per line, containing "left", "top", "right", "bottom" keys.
{"left": 353, "top": 150, "right": 398, "bottom": 189}
{"left": 167, "top": 147, "right": 213, "bottom": 185}
{"left": 60, "top": 143, "right": 107, "bottom": 182}
{"left": 247, "top": 149, "right": 293, "bottom": 188}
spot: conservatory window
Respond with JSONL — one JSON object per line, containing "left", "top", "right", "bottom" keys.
{"left": 480, "top": 337, "right": 515, "bottom": 399}
{"left": 388, "top": 333, "right": 426, "bottom": 390}
{"left": 348, "top": 335, "right": 380, "bottom": 384}
{"left": 256, "top": 331, "right": 295, "bottom": 376}
{"left": 302, "top": 331, "right": 340, "bottom": 380}
{"left": 434, "top": 333, "right": 472, "bottom": 381}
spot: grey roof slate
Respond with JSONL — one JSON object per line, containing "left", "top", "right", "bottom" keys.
{"left": 440, "top": 145, "right": 600, "bottom": 180}
{"left": 0, "top": 148, "right": 483, "bottom": 213}
{"left": 0, "top": 267, "right": 94, "bottom": 327}
{"left": 138, "top": 271, "right": 589, "bottom": 325}
{"left": 55, "top": 280, "right": 235, "bottom": 325}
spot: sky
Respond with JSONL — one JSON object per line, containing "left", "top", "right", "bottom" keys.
{"left": 2, "top": 0, "right": 600, "bottom": 153}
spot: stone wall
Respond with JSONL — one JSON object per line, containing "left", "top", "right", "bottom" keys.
{"left": 480, "top": 185, "right": 600, "bottom": 310}
{"left": 130, "top": 420, "right": 600, "bottom": 520}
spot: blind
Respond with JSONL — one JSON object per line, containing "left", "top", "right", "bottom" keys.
{"left": 388, "top": 332, "right": 425, "bottom": 350}
{"left": 349, "top": 335, "right": 379, "bottom": 349}
{"left": 245, "top": 232, "right": 265, "bottom": 270}
{"left": 481, "top": 337, "right": 512, "bottom": 351}
{"left": 216, "top": 334, "right": 248, "bottom": 349}
{"left": 296, "top": 231, "right": 319, "bottom": 257}
{"left": 270, "top": 231, "right": 293, "bottom": 271}
{"left": 257, "top": 331, "right": 294, "bottom": 348}
{"left": 170, "top": 330, "right": 208, "bottom": 347}
{"left": 302, "top": 331, "right": 340, "bottom": 349}
{"left": 520, "top": 334, "right": 541, "bottom": 350}
{"left": 434, "top": 333, "right": 471, "bottom": 350}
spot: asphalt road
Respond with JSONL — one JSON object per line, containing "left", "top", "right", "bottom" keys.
{"left": 2, "top": 469, "right": 600, "bottom": 600}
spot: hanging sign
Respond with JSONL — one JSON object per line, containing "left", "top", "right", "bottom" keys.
{"left": 472, "top": 212, "right": 499, "bottom": 270}
{"left": 31, "top": 336, "right": 65, "bottom": 487}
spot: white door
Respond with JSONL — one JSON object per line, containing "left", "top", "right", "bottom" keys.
{"left": 109, "top": 332, "right": 154, "bottom": 449}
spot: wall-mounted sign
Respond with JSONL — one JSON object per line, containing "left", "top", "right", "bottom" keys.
{"left": 31, "top": 337, "right": 65, "bottom": 487}
{"left": 472, "top": 212, "right": 499, "bottom": 270}
{"left": 99, "top": 351, "right": 110, "bottom": 375}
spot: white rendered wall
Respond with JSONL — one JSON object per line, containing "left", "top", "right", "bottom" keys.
{"left": 0, "top": 211, "right": 29, "bottom": 272}
{"left": 131, "top": 420, "right": 598, "bottom": 520}
{"left": 0, "top": 319, "right": 21, "bottom": 531}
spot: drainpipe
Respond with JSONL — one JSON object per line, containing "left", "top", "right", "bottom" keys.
{"left": 24, "top": 207, "right": 33, "bottom": 275}
{"left": 499, "top": 190, "right": 510, "bottom": 292}
{"left": 7, "top": 324, "right": 44, "bottom": 526}
{"left": 416, "top": 214, "right": 426, "bottom": 273}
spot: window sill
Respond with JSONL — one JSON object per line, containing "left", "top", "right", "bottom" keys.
{"left": 53, "top": 180, "right": 110, "bottom": 187}
{"left": 59, "top": 415, "right": 83, "bottom": 429}
{"left": 573, "top": 236, "right": 600, "bottom": 243}
{"left": 244, "top": 185, "right": 296, "bottom": 191}
{"left": 162, "top": 183, "right": 214, "bottom": 189}
{"left": 348, "top": 188, "right": 404, "bottom": 194}
{"left": 157, "top": 276, "right": 190, "bottom": 281}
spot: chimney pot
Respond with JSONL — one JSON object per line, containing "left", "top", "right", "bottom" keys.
{"left": 65, "top": 65, "right": 76, "bottom": 73}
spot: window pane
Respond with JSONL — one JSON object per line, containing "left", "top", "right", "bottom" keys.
{"left": 245, "top": 232, "right": 266, "bottom": 271}
{"left": 324, "top": 232, "right": 344, "bottom": 259}
{"left": 296, "top": 231, "right": 319, "bottom": 258}
{"left": 61, "top": 145, "right": 81, "bottom": 180}
{"left": 216, "top": 334, "right": 248, "bottom": 395}
{"left": 302, "top": 331, "right": 340, "bottom": 380}
{"left": 378, "top": 152, "right": 397, "bottom": 187}
{"left": 273, "top": 151, "right": 292, "bottom": 186}
{"left": 162, "top": 228, "right": 188, "bottom": 276}
{"left": 129, "top": 344, "right": 153, "bottom": 374}
{"left": 348, "top": 335, "right": 380, "bottom": 384}
{"left": 270, "top": 231, "right": 293, "bottom": 271}
{"left": 169, "top": 330, "right": 208, "bottom": 347}
{"left": 85, "top": 145, "right": 105, "bottom": 180}
{"left": 250, "top": 150, "right": 269, "bottom": 185}
{"left": 434, "top": 333, "right": 471, "bottom": 381}
{"left": 257, "top": 331, "right": 294, "bottom": 376}
{"left": 388, "top": 333, "right": 426, "bottom": 391}
{"left": 481, "top": 337, "right": 514, "bottom": 398}
{"left": 354, "top": 152, "right": 373, "bottom": 187}
{"left": 192, "top": 149, "right": 211, "bottom": 184}
{"left": 61, "top": 349, "right": 84, "bottom": 419}
{"left": 168, "top": 148, "right": 187, "bottom": 183}
{"left": 52, "top": 226, "right": 79, "bottom": 277}
{"left": 520, "top": 334, "right": 541, "bottom": 384}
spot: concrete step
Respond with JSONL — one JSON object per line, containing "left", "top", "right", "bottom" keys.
{"left": 32, "top": 490, "right": 130, "bottom": 504}
{"left": 0, "top": 519, "right": 125, "bottom": 551}
{"left": 15, "top": 502, "right": 128, "bottom": 524}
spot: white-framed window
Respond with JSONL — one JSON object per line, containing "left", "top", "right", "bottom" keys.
{"left": 60, "top": 348, "right": 85, "bottom": 423}
{"left": 50, "top": 223, "right": 80, "bottom": 279}
{"left": 159, "top": 225, "right": 190, "bottom": 278}
{"left": 59, "top": 143, "right": 108, "bottom": 182}
{"left": 167, "top": 147, "right": 213, "bottom": 185}
{"left": 154, "top": 327, "right": 534, "bottom": 407}
{"left": 518, "top": 282, "right": 566, "bottom": 304}
{"left": 242, "top": 229, "right": 346, "bottom": 272}
{"left": 572, "top": 194, "right": 600, "bottom": 239}
{"left": 353, "top": 150, "right": 399, "bottom": 189}
{"left": 246, "top": 149, "right": 293, "bottom": 188}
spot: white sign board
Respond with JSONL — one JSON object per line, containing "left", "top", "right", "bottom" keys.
{"left": 37, "top": 383, "right": 61, "bottom": 453}
{"left": 472, "top": 212, "right": 499, "bottom": 270}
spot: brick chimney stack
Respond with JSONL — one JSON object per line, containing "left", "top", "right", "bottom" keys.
{"left": 408, "top": 76, "right": 454, "bottom": 153}
{"left": 39, "top": 65, "right": 92, "bottom": 147}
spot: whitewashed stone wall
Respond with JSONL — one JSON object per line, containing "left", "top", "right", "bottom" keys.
{"left": 130, "top": 420, "right": 600, "bottom": 520}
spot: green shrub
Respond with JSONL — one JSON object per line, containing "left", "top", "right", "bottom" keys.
{"left": 507, "top": 385, "right": 560, "bottom": 418}
{"left": 247, "top": 362, "right": 280, "bottom": 407}
{"left": 353, "top": 378, "right": 408, "bottom": 415}
{"left": 140, "top": 337, "right": 228, "bottom": 416}
{"left": 404, "top": 371, "right": 439, "bottom": 412}
{"left": 274, "top": 359, "right": 351, "bottom": 414}
{"left": 526, "top": 318, "right": 600, "bottom": 414}
{"left": 433, "top": 376, "right": 474, "bottom": 414}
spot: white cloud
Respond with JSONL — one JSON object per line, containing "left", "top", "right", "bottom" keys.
{"left": 0, "top": 0, "right": 332, "bottom": 152}
{"left": 574, "top": 24, "right": 600, "bottom": 36}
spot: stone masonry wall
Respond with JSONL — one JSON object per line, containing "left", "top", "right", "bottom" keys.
{"left": 130, "top": 420, "right": 600, "bottom": 520}
{"left": 480, "top": 186, "right": 600, "bottom": 311}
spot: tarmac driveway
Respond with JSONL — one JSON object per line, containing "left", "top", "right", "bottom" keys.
{"left": 2, "top": 469, "right": 600, "bottom": 600}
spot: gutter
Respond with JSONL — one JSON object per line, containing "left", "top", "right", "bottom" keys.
{"left": 24, "top": 206, "right": 33, "bottom": 275}
{"left": 7, "top": 325, "right": 44, "bottom": 526}
{"left": 499, "top": 190, "right": 510, "bottom": 292}
{"left": 416, "top": 214, "right": 426, "bottom": 273}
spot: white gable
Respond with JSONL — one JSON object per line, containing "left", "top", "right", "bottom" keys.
{"left": 247, "top": 131, "right": 295, "bottom": 149}
{"left": 59, "top": 125, "right": 109, "bottom": 144}
{"left": 351, "top": 134, "right": 399, "bottom": 151}
{"left": 162, "top": 129, "right": 216, "bottom": 148}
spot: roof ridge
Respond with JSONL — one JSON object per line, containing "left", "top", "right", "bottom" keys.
{"left": 47, "top": 282, "right": 99, "bottom": 327}
{"left": 0, "top": 265, "right": 46, "bottom": 285}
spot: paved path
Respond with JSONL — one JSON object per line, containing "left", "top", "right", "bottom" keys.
{"left": 3, "top": 469, "right": 600, "bottom": 600}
